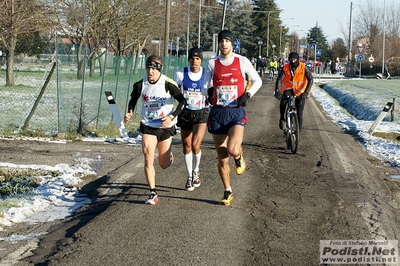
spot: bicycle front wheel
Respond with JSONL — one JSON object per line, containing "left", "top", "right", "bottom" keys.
{"left": 289, "top": 112, "right": 299, "bottom": 154}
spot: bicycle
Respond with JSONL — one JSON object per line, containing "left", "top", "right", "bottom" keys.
{"left": 269, "top": 67, "right": 276, "bottom": 81}
{"left": 284, "top": 94, "right": 300, "bottom": 154}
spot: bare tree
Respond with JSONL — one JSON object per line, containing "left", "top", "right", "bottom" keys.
{"left": 56, "top": 0, "right": 119, "bottom": 79}
{"left": 55, "top": 0, "right": 170, "bottom": 79}
{"left": 353, "top": 0, "right": 400, "bottom": 65}
{"left": 107, "top": 0, "right": 164, "bottom": 74}
{"left": 385, "top": 1, "right": 400, "bottom": 60}
{"left": 0, "top": 0, "right": 56, "bottom": 86}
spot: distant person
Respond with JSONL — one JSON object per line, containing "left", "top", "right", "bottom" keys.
{"left": 263, "top": 57, "right": 268, "bottom": 75}
{"left": 385, "top": 64, "right": 391, "bottom": 79}
{"left": 124, "top": 55, "right": 186, "bottom": 205}
{"left": 268, "top": 57, "right": 278, "bottom": 81}
{"left": 202, "top": 29, "right": 262, "bottom": 206}
{"left": 277, "top": 58, "right": 285, "bottom": 74}
{"left": 274, "top": 52, "right": 313, "bottom": 131}
{"left": 316, "top": 59, "right": 321, "bottom": 74}
{"left": 173, "top": 47, "right": 209, "bottom": 191}
{"left": 256, "top": 56, "right": 265, "bottom": 78}
{"left": 251, "top": 57, "right": 257, "bottom": 69}
{"left": 330, "top": 59, "right": 336, "bottom": 74}
{"left": 337, "top": 62, "right": 342, "bottom": 74}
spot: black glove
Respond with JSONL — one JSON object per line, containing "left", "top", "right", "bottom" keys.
{"left": 238, "top": 92, "right": 251, "bottom": 107}
{"left": 274, "top": 89, "right": 282, "bottom": 100}
{"left": 207, "top": 87, "right": 214, "bottom": 105}
{"left": 303, "top": 91, "right": 310, "bottom": 99}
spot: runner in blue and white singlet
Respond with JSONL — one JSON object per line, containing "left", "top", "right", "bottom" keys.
{"left": 174, "top": 47, "right": 209, "bottom": 191}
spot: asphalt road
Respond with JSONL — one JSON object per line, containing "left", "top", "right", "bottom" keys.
{"left": 2, "top": 79, "right": 400, "bottom": 266}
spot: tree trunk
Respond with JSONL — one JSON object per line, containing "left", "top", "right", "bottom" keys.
{"left": 6, "top": 37, "right": 17, "bottom": 86}
{"left": 89, "top": 52, "right": 96, "bottom": 77}
{"left": 76, "top": 45, "right": 86, "bottom": 80}
{"left": 114, "top": 56, "right": 121, "bottom": 76}
{"left": 77, "top": 58, "right": 84, "bottom": 80}
{"left": 98, "top": 49, "right": 106, "bottom": 77}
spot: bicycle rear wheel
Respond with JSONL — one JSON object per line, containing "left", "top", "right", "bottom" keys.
{"left": 289, "top": 113, "right": 299, "bottom": 154}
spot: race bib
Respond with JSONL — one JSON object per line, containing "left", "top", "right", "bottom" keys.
{"left": 145, "top": 102, "right": 162, "bottom": 120}
{"left": 184, "top": 91, "right": 202, "bottom": 110}
{"left": 216, "top": 85, "right": 238, "bottom": 107}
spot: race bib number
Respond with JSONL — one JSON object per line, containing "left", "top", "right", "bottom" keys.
{"left": 216, "top": 85, "right": 238, "bottom": 107}
{"left": 145, "top": 103, "right": 162, "bottom": 120}
{"left": 184, "top": 91, "right": 202, "bottom": 110}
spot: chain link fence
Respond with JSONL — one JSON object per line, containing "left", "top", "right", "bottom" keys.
{"left": 0, "top": 36, "right": 202, "bottom": 137}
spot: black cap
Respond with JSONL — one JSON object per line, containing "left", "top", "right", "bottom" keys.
{"left": 218, "top": 30, "right": 235, "bottom": 43}
{"left": 188, "top": 47, "right": 203, "bottom": 61}
{"left": 288, "top": 52, "right": 299, "bottom": 60}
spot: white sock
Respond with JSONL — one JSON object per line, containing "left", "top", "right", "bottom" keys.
{"left": 183, "top": 151, "right": 193, "bottom": 177}
{"left": 192, "top": 150, "right": 201, "bottom": 173}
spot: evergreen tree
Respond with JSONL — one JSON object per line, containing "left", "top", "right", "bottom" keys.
{"left": 330, "top": 38, "right": 347, "bottom": 62}
{"left": 307, "top": 23, "right": 329, "bottom": 62}
{"left": 224, "top": 0, "right": 257, "bottom": 56}
{"left": 199, "top": 0, "right": 256, "bottom": 56}
{"left": 251, "top": 0, "right": 281, "bottom": 58}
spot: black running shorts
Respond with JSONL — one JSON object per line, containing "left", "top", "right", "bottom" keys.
{"left": 140, "top": 123, "right": 176, "bottom": 142}
{"left": 177, "top": 108, "right": 209, "bottom": 131}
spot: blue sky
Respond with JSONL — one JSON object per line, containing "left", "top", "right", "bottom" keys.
{"left": 276, "top": 0, "right": 361, "bottom": 42}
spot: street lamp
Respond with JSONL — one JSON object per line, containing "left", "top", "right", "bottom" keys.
{"left": 258, "top": 40, "right": 263, "bottom": 57}
{"left": 272, "top": 44, "right": 276, "bottom": 57}
{"left": 266, "top": 9, "right": 284, "bottom": 58}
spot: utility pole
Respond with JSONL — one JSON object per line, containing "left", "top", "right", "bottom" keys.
{"left": 164, "top": 0, "right": 171, "bottom": 56}
{"left": 382, "top": 0, "right": 386, "bottom": 74}
{"left": 347, "top": 2, "right": 353, "bottom": 75}
{"left": 198, "top": 0, "right": 201, "bottom": 48}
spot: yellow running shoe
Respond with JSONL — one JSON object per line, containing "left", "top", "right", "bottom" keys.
{"left": 219, "top": 191, "right": 233, "bottom": 206}
{"left": 234, "top": 154, "right": 246, "bottom": 175}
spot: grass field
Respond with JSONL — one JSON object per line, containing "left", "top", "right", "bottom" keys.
{"left": 0, "top": 55, "right": 197, "bottom": 137}
{"left": 0, "top": 63, "right": 167, "bottom": 137}
{"left": 322, "top": 79, "right": 400, "bottom": 123}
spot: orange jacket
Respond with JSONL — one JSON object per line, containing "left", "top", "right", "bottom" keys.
{"left": 281, "top": 62, "right": 309, "bottom": 96}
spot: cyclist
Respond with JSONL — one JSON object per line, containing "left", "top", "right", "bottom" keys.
{"left": 268, "top": 57, "right": 278, "bottom": 81}
{"left": 274, "top": 52, "right": 313, "bottom": 131}
{"left": 256, "top": 56, "right": 266, "bottom": 78}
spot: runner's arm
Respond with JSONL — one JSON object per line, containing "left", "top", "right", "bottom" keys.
{"left": 202, "top": 59, "right": 214, "bottom": 96}
{"left": 125, "top": 81, "right": 142, "bottom": 122}
{"left": 275, "top": 70, "right": 285, "bottom": 92}
{"left": 244, "top": 57, "right": 262, "bottom": 97}
{"left": 173, "top": 69, "right": 184, "bottom": 90}
{"left": 304, "top": 66, "right": 313, "bottom": 93}
{"left": 166, "top": 81, "right": 187, "bottom": 118}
